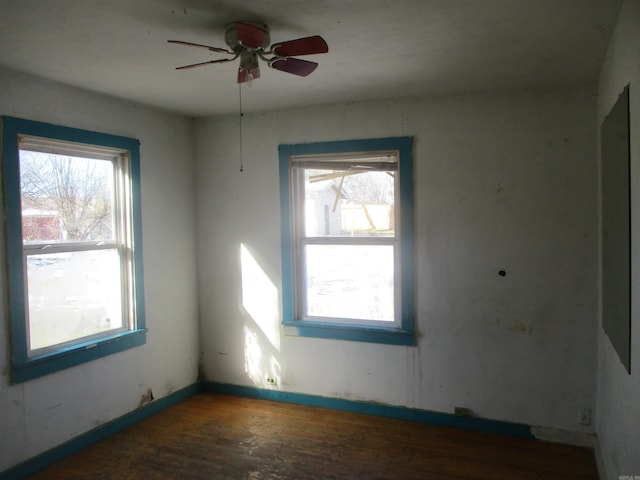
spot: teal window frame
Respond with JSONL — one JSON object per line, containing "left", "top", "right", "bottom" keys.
{"left": 2, "top": 116, "right": 146, "bottom": 383}
{"left": 279, "top": 137, "right": 414, "bottom": 345}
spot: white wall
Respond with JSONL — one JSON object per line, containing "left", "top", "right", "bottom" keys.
{"left": 596, "top": 0, "right": 640, "bottom": 478}
{"left": 0, "top": 67, "right": 200, "bottom": 471}
{"left": 0, "top": 52, "right": 610, "bottom": 475}
{"left": 195, "top": 84, "right": 598, "bottom": 435}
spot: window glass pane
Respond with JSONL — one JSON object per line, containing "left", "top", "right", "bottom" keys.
{"left": 20, "top": 150, "right": 115, "bottom": 244}
{"left": 305, "top": 244, "right": 394, "bottom": 322}
{"left": 304, "top": 169, "right": 395, "bottom": 238}
{"left": 26, "top": 249, "right": 123, "bottom": 351}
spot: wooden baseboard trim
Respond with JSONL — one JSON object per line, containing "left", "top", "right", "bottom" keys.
{"left": 202, "top": 382, "right": 533, "bottom": 439}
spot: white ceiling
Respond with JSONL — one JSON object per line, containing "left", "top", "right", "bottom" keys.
{"left": 0, "top": 0, "right": 622, "bottom": 117}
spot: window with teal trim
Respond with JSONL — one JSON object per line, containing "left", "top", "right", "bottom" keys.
{"left": 279, "top": 137, "right": 414, "bottom": 345}
{"left": 2, "top": 116, "right": 146, "bottom": 383}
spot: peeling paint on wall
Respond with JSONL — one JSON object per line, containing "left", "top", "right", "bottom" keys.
{"left": 139, "top": 388, "right": 154, "bottom": 407}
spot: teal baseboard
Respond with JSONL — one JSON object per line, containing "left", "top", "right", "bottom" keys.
{"left": 0, "top": 383, "right": 201, "bottom": 480}
{"left": 203, "top": 382, "right": 533, "bottom": 439}
{"left": 1, "top": 381, "right": 533, "bottom": 479}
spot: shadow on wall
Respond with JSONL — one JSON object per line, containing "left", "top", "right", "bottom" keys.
{"left": 240, "top": 243, "right": 282, "bottom": 387}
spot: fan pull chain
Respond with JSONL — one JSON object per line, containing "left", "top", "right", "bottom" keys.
{"left": 238, "top": 83, "right": 244, "bottom": 173}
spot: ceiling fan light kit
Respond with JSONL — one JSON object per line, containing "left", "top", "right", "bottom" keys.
{"left": 169, "top": 21, "right": 328, "bottom": 83}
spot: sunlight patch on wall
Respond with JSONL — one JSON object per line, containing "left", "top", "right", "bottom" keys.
{"left": 240, "top": 243, "right": 280, "bottom": 351}
{"left": 244, "top": 325, "right": 281, "bottom": 387}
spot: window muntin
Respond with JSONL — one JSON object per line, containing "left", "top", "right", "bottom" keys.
{"left": 280, "top": 137, "right": 414, "bottom": 344}
{"left": 2, "top": 116, "right": 146, "bottom": 383}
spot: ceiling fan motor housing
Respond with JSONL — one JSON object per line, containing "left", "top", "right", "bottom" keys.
{"left": 225, "top": 22, "right": 270, "bottom": 52}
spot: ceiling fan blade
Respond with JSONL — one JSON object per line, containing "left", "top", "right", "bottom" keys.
{"left": 168, "top": 40, "right": 230, "bottom": 54}
{"left": 176, "top": 58, "right": 234, "bottom": 70}
{"left": 272, "top": 36, "right": 328, "bottom": 56}
{"left": 235, "top": 22, "right": 267, "bottom": 49}
{"left": 237, "top": 66, "right": 261, "bottom": 83}
{"left": 270, "top": 57, "right": 318, "bottom": 77}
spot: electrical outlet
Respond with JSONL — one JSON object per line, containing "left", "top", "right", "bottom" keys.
{"left": 579, "top": 408, "right": 591, "bottom": 426}
{"left": 265, "top": 377, "right": 278, "bottom": 386}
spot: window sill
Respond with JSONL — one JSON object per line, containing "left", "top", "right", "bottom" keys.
{"left": 11, "top": 329, "right": 147, "bottom": 384}
{"left": 282, "top": 320, "right": 413, "bottom": 345}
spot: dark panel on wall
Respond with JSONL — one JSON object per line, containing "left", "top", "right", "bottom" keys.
{"left": 601, "top": 85, "right": 631, "bottom": 373}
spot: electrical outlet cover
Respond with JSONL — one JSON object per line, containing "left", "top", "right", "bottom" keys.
{"left": 579, "top": 408, "right": 591, "bottom": 425}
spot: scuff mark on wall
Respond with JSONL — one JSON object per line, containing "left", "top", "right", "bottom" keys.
{"left": 197, "top": 358, "right": 206, "bottom": 382}
{"left": 509, "top": 323, "right": 534, "bottom": 335}
{"left": 408, "top": 346, "right": 422, "bottom": 408}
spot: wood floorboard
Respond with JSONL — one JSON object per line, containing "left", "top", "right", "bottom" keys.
{"left": 27, "top": 393, "right": 599, "bottom": 479}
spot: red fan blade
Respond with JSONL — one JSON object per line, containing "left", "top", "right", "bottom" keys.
{"left": 235, "top": 22, "right": 267, "bottom": 49}
{"left": 270, "top": 57, "right": 318, "bottom": 77}
{"left": 272, "top": 36, "right": 328, "bottom": 56}
{"left": 168, "top": 40, "right": 230, "bottom": 54}
{"left": 176, "top": 58, "right": 234, "bottom": 70}
{"left": 237, "top": 66, "right": 261, "bottom": 83}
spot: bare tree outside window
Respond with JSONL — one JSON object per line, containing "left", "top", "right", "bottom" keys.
{"left": 341, "top": 170, "right": 394, "bottom": 205}
{"left": 19, "top": 151, "right": 115, "bottom": 243}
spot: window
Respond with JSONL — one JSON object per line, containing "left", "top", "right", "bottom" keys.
{"left": 279, "top": 137, "right": 414, "bottom": 344}
{"left": 2, "top": 116, "right": 146, "bottom": 383}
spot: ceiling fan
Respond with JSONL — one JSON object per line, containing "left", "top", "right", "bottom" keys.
{"left": 169, "top": 21, "right": 328, "bottom": 83}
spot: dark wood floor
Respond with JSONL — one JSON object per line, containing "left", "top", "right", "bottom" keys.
{"left": 28, "top": 393, "right": 599, "bottom": 479}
